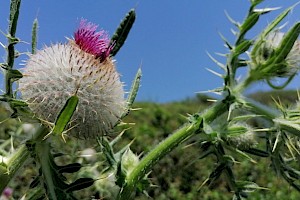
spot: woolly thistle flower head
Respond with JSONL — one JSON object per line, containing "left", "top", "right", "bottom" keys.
{"left": 19, "top": 19, "right": 126, "bottom": 139}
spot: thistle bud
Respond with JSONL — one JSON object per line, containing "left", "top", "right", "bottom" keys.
{"left": 95, "top": 170, "right": 120, "bottom": 199}
{"left": 19, "top": 19, "right": 126, "bottom": 139}
{"left": 224, "top": 124, "right": 257, "bottom": 150}
{"left": 252, "top": 31, "right": 300, "bottom": 78}
{"left": 121, "top": 148, "right": 140, "bottom": 174}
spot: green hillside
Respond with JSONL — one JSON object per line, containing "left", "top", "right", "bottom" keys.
{"left": 118, "top": 90, "right": 300, "bottom": 200}
{"left": 1, "top": 90, "right": 300, "bottom": 199}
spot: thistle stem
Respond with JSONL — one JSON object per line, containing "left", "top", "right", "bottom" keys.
{"left": 4, "top": 0, "right": 21, "bottom": 97}
{"left": 242, "top": 96, "right": 280, "bottom": 119}
{"left": 117, "top": 100, "right": 227, "bottom": 200}
{"left": 0, "top": 125, "right": 48, "bottom": 194}
{"left": 36, "top": 141, "right": 57, "bottom": 200}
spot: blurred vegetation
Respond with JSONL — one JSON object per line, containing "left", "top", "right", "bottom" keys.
{"left": 1, "top": 90, "right": 300, "bottom": 199}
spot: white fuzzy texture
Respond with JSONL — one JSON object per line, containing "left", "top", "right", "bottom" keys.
{"left": 264, "top": 31, "right": 300, "bottom": 76}
{"left": 19, "top": 42, "right": 126, "bottom": 138}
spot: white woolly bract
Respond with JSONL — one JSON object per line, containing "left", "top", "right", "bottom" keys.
{"left": 19, "top": 42, "right": 126, "bottom": 139}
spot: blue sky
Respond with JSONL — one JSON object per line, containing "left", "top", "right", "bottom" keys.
{"left": 1, "top": 0, "right": 300, "bottom": 102}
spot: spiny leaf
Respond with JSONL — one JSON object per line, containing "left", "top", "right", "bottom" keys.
{"left": 57, "top": 163, "right": 82, "bottom": 174}
{"left": 251, "top": 6, "right": 294, "bottom": 62}
{"left": 251, "top": 0, "right": 264, "bottom": 8}
{"left": 239, "top": 12, "right": 260, "bottom": 38}
{"left": 236, "top": 181, "right": 267, "bottom": 193}
{"left": 110, "top": 9, "right": 136, "bottom": 56}
{"left": 52, "top": 95, "right": 79, "bottom": 137}
{"left": 7, "top": 69, "right": 23, "bottom": 81}
{"left": 274, "top": 118, "right": 300, "bottom": 137}
{"left": 66, "top": 178, "right": 95, "bottom": 192}
{"left": 233, "top": 39, "right": 252, "bottom": 57}
{"left": 243, "top": 148, "right": 269, "bottom": 157}
{"left": 273, "top": 22, "right": 300, "bottom": 63}
{"left": 123, "top": 68, "right": 142, "bottom": 117}
{"left": 116, "top": 160, "right": 127, "bottom": 187}
{"left": 207, "top": 162, "right": 227, "bottom": 185}
{"left": 282, "top": 164, "right": 300, "bottom": 180}
{"left": 97, "top": 137, "right": 117, "bottom": 167}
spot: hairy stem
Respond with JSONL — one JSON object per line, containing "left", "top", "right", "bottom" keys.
{"left": 0, "top": 125, "right": 48, "bottom": 194}
{"left": 5, "top": 0, "right": 21, "bottom": 97}
{"left": 36, "top": 141, "right": 57, "bottom": 200}
{"left": 117, "top": 100, "right": 227, "bottom": 200}
{"left": 242, "top": 96, "right": 280, "bottom": 120}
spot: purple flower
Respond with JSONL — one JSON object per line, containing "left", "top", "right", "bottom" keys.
{"left": 74, "top": 19, "right": 113, "bottom": 61}
{"left": 2, "top": 187, "right": 13, "bottom": 197}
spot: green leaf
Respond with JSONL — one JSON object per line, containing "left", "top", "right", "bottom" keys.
{"left": 110, "top": 9, "right": 136, "bottom": 56}
{"left": 207, "top": 162, "right": 227, "bottom": 185}
{"left": 7, "top": 69, "right": 23, "bottom": 81}
{"left": 251, "top": 6, "right": 295, "bottom": 62}
{"left": 29, "top": 176, "right": 40, "bottom": 188}
{"left": 57, "top": 163, "right": 82, "bottom": 174}
{"left": 273, "top": 22, "right": 300, "bottom": 63}
{"left": 236, "top": 181, "right": 267, "bottom": 193}
{"left": 243, "top": 148, "right": 269, "bottom": 157}
{"left": 116, "top": 160, "right": 127, "bottom": 187}
{"left": 274, "top": 118, "right": 300, "bottom": 137}
{"left": 123, "top": 68, "right": 142, "bottom": 117}
{"left": 136, "top": 178, "right": 151, "bottom": 193}
{"left": 52, "top": 95, "right": 79, "bottom": 137}
{"left": 251, "top": 0, "right": 264, "bottom": 8}
{"left": 283, "top": 165, "right": 300, "bottom": 180}
{"left": 233, "top": 40, "right": 252, "bottom": 57}
{"left": 97, "top": 137, "right": 117, "bottom": 167}
{"left": 239, "top": 12, "right": 260, "bottom": 38}
{"left": 66, "top": 178, "right": 95, "bottom": 192}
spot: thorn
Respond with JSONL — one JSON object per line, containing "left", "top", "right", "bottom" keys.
{"left": 230, "top": 28, "right": 238, "bottom": 36}
{"left": 130, "top": 107, "right": 142, "bottom": 111}
{"left": 61, "top": 133, "right": 67, "bottom": 143}
{"left": 206, "top": 68, "right": 223, "bottom": 78}
{"left": 272, "top": 132, "right": 281, "bottom": 152}
{"left": 0, "top": 41, "right": 5, "bottom": 48}
{"left": 206, "top": 52, "right": 226, "bottom": 70}
{"left": 218, "top": 32, "right": 232, "bottom": 50}
{"left": 43, "top": 130, "right": 53, "bottom": 141}
{"left": 224, "top": 10, "right": 240, "bottom": 27}
{"left": 198, "top": 178, "right": 210, "bottom": 191}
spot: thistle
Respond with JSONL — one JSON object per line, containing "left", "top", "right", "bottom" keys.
{"left": 19, "top": 19, "right": 126, "bottom": 139}
{"left": 255, "top": 31, "right": 300, "bottom": 77}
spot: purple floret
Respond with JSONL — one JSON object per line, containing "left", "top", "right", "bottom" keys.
{"left": 74, "top": 19, "right": 113, "bottom": 61}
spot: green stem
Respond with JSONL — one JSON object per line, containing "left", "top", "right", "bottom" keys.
{"left": 36, "top": 141, "right": 57, "bottom": 200}
{"left": 118, "top": 122, "right": 202, "bottom": 199}
{"left": 5, "top": 0, "right": 21, "bottom": 97}
{"left": 241, "top": 96, "right": 280, "bottom": 120}
{"left": 0, "top": 145, "right": 28, "bottom": 193}
{"left": 0, "top": 125, "right": 48, "bottom": 194}
{"left": 214, "top": 144, "right": 239, "bottom": 196}
{"left": 117, "top": 100, "right": 227, "bottom": 200}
